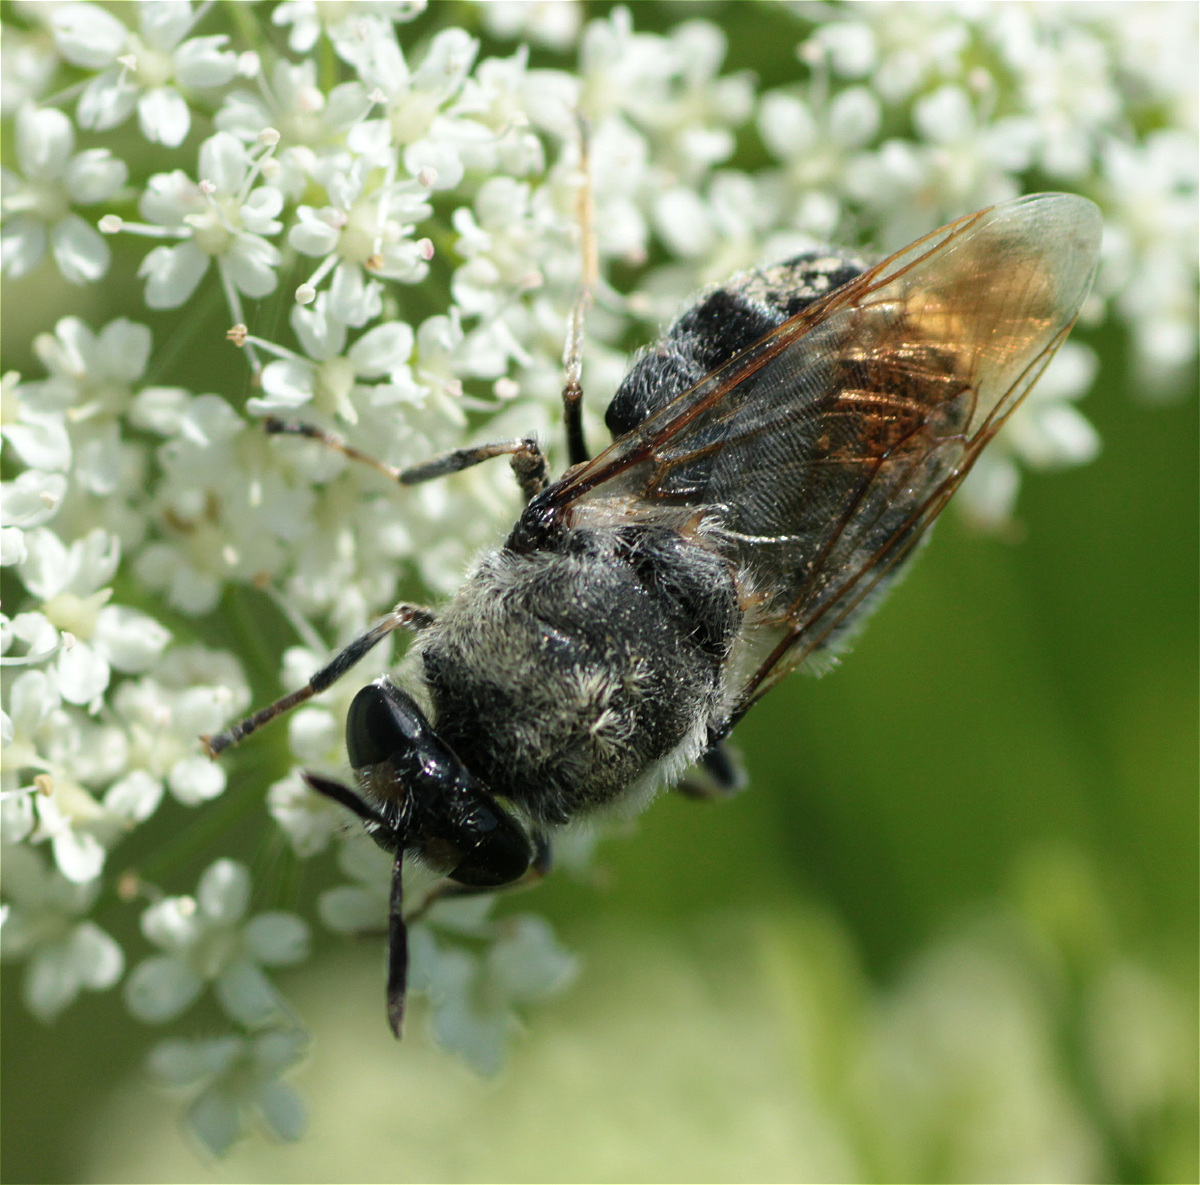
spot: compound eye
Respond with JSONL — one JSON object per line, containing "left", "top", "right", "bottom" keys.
{"left": 346, "top": 682, "right": 431, "bottom": 770}
{"left": 450, "top": 810, "right": 533, "bottom": 887}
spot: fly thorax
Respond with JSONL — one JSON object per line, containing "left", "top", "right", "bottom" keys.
{"left": 415, "top": 529, "right": 740, "bottom": 827}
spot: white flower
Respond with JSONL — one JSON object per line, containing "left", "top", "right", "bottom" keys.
{"left": 0, "top": 104, "right": 126, "bottom": 284}
{"left": 16, "top": 526, "right": 129, "bottom": 708}
{"left": 287, "top": 168, "right": 434, "bottom": 314}
{"left": 409, "top": 899, "right": 578, "bottom": 1077}
{"left": 1, "top": 667, "right": 62, "bottom": 844}
{"left": 134, "top": 131, "right": 283, "bottom": 310}
{"left": 1, "top": 374, "right": 71, "bottom": 475}
{"left": 318, "top": 835, "right": 576, "bottom": 1074}
{"left": 272, "top": 0, "right": 426, "bottom": 58}
{"left": 267, "top": 770, "right": 347, "bottom": 857}
{"left": 128, "top": 389, "right": 313, "bottom": 615}
{"left": 21, "top": 316, "right": 152, "bottom": 419}
{"left": 54, "top": 0, "right": 238, "bottom": 147}
{"left": 959, "top": 341, "right": 1101, "bottom": 528}
{"left": 124, "top": 858, "right": 310, "bottom": 1026}
{"left": 147, "top": 1028, "right": 308, "bottom": 1156}
{"left": 480, "top": 0, "right": 583, "bottom": 51}
{"left": 1100, "top": 130, "right": 1199, "bottom": 398}
{"left": 215, "top": 57, "right": 372, "bottom": 163}
{"left": 250, "top": 294, "right": 416, "bottom": 422}
{"left": 14, "top": 316, "right": 153, "bottom": 518}
{"left": 345, "top": 25, "right": 489, "bottom": 192}
{"left": 1, "top": 26, "right": 59, "bottom": 113}
{"left": 2, "top": 679, "right": 140, "bottom": 883}
{"left": 108, "top": 646, "right": 250, "bottom": 810}
{"left": 0, "top": 843, "right": 124, "bottom": 1020}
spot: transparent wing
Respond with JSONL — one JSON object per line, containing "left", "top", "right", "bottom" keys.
{"left": 546, "top": 193, "right": 1102, "bottom": 720}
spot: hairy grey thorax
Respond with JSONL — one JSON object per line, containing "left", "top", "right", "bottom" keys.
{"left": 416, "top": 526, "right": 741, "bottom": 826}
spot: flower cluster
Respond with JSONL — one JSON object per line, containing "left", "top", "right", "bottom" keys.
{"left": 1, "top": 0, "right": 1195, "bottom": 1160}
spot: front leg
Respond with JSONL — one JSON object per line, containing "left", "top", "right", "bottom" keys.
{"left": 263, "top": 417, "right": 550, "bottom": 503}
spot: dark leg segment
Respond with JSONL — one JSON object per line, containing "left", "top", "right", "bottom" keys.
{"left": 386, "top": 849, "right": 408, "bottom": 1038}
{"left": 300, "top": 771, "right": 390, "bottom": 828}
{"left": 397, "top": 438, "right": 548, "bottom": 502}
{"left": 201, "top": 603, "right": 434, "bottom": 757}
{"left": 560, "top": 112, "right": 595, "bottom": 467}
{"left": 264, "top": 417, "right": 549, "bottom": 503}
{"left": 675, "top": 740, "right": 747, "bottom": 800}
{"left": 562, "top": 378, "right": 588, "bottom": 467}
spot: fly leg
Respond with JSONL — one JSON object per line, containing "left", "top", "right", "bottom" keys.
{"left": 560, "top": 114, "right": 597, "bottom": 467}
{"left": 675, "top": 740, "right": 748, "bottom": 800}
{"left": 201, "top": 603, "right": 435, "bottom": 757}
{"left": 262, "top": 417, "right": 549, "bottom": 503}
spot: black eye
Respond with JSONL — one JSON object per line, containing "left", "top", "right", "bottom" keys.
{"left": 346, "top": 682, "right": 430, "bottom": 770}
{"left": 450, "top": 810, "right": 533, "bottom": 887}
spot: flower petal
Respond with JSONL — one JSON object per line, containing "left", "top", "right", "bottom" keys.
{"left": 125, "top": 955, "right": 204, "bottom": 1023}
{"left": 16, "top": 105, "right": 74, "bottom": 181}
{"left": 224, "top": 234, "right": 281, "bottom": 298}
{"left": 55, "top": 640, "right": 111, "bottom": 704}
{"left": 96, "top": 318, "right": 152, "bottom": 382}
{"left": 25, "top": 940, "right": 87, "bottom": 1020}
{"left": 77, "top": 69, "right": 138, "bottom": 132}
{"left": 139, "top": 0, "right": 193, "bottom": 51}
{"left": 137, "top": 87, "right": 191, "bottom": 148}
{"left": 215, "top": 958, "right": 280, "bottom": 1026}
{"left": 1, "top": 472, "right": 65, "bottom": 529}
{"left": 51, "top": 824, "right": 106, "bottom": 883}
{"left": 64, "top": 148, "right": 128, "bottom": 204}
{"left": 198, "top": 131, "right": 248, "bottom": 195}
{"left": 92, "top": 604, "right": 172, "bottom": 672}
{"left": 104, "top": 770, "right": 164, "bottom": 823}
{"left": 254, "top": 1079, "right": 307, "bottom": 1142}
{"left": 1, "top": 216, "right": 47, "bottom": 279}
{"left": 347, "top": 321, "right": 414, "bottom": 376}
{"left": 197, "top": 858, "right": 250, "bottom": 924}
{"left": 71, "top": 920, "right": 125, "bottom": 989}
{"left": 167, "top": 754, "right": 227, "bottom": 805}
{"left": 52, "top": 3, "right": 128, "bottom": 69}
{"left": 243, "top": 912, "right": 310, "bottom": 966}
{"left": 173, "top": 36, "right": 238, "bottom": 89}
{"left": 187, "top": 1088, "right": 242, "bottom": 1158}
{"left": 138, "top": 241, "right": 209, "bottom": 308}
{"left": 2, "top": 416, "right": 71, "bottom": 472}
{"left": 141, "top": 896, "right": 202, "bottom": 953}
{"left": 317, "top": 885, "right": 385, "bottom": 933}
{"left": 50, "top": 215, "right": 111, "bottom": 285}
{"left": 328, "top": 262, "right": 382, "bottom": 327}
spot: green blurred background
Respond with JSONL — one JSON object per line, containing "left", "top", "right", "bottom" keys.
{"left": 2, "top": 2, "right": 1196, "bottom": 1181}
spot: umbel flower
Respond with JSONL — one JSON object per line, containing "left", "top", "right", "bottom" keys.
{"left": 0, "top": 0, "right": 1195, "bottom": 1165}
